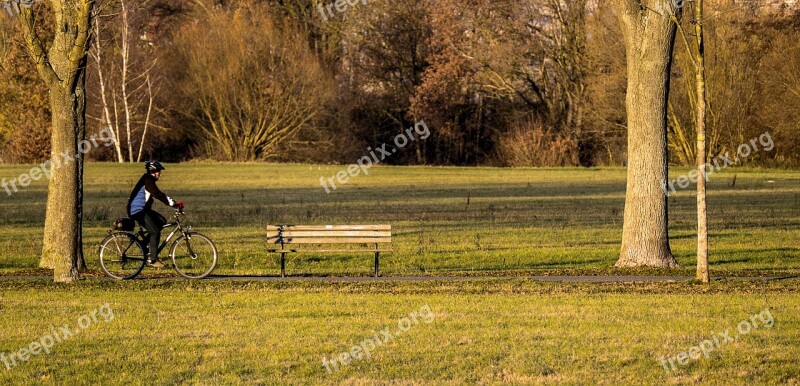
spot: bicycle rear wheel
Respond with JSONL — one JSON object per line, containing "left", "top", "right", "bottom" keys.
{"left": 170, "top": 233, "right": 217, "bottom": 279}
{"left": 99, "top": 232, "right": 146, "bottom": 279}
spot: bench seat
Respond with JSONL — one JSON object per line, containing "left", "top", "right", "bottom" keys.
{"left": 266, "top": 225, "right": 392, "bottom": 277}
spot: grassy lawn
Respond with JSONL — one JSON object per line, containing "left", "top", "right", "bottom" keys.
{"left": 1, "top": 163, "right": 799, "bottom": 384}
{"left": 0, "top": 163, "right": 799, "bottom": 277}
{"left": 0, "top": 280, "right": 798, "bottom": 384}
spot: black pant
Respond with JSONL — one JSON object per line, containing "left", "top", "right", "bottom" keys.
{"left": 132, "top": 210, "right": 166, "bottom": 260}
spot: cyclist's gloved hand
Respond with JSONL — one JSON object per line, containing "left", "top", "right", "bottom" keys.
{"left": 175, "top": 201, "right": 185, "bottom": 210}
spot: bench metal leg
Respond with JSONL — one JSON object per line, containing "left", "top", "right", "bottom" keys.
{"left": 374, "top": 252, "right": 380, "bottom": 277}
{"left": 281, "top": 252, "right": 286, "bottom": 277}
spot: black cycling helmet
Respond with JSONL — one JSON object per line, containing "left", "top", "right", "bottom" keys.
{"left": 145, "top": 160, "right": 165, "bottom": 173}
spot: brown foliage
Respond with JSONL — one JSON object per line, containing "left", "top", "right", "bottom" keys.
{"left": 169, "top": 2, "right": 333, "bottom": 161}
{"left": 409, "top": 0, "right": 594, "bottom": 165}
{"left": 0, "top": 13, "right": 51, "bottom": 163}
{"left": 3, "top": 0, "right": 800, "bottom": 166}
{"left": 498, "top": 120, "right": 579, "bottom": 167}
{"left": 667, "top": 4, "right": 800, "bottom": 166}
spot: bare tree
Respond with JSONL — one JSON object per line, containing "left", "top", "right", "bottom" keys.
{"left": 693, "top": 0, "right": 709, "bottom": 282}
{"left": 90, "top": 0, "right": 158, "bottom": 162}
{"left": 689, "top": 0, "right": 709, "bottom": 282}
{"left": 517, "top": 0, "right": 590, "bottom": 134}
{"left": 613, "top": 0, "right": 680, "bottom": 268}
{"left": 174, "top": 5, "right": 332, "bottom": 161}
{"left": 670, "top": 0, "right": 709, "bottom": 281}
{"left": 15, "top": 0, "right": 95, "bottom": 282}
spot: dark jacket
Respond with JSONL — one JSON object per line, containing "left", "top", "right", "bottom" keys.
{"left": 127, "top": 173, "right": 175, "bottom": 216}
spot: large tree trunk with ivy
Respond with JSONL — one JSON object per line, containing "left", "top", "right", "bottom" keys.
{"left": 17, "top": 0, "right": 93, "bottom": 282}
{"left": 614, "top": 0, "right": 679, "bottom": 268}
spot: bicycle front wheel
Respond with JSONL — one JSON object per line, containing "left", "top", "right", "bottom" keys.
{"left": 170, "top": 233, "right": 217, "bottom": 279}
{"left": 99, "top": 232, "right": 146, "bottom": 279}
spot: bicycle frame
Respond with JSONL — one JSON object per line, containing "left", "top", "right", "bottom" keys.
{"left": 153, "top": 212, "right": 188, "bottom": 256}
{"left": 138, "top": 211, "right": 195, "bottom": 256}
{"left": 127, "top": 210, "right": 194, "bottom": 258}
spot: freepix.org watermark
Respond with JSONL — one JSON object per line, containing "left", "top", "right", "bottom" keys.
{"left": 1, "top": 127, "right": 116, "bottom": 196}
{"left": 317, "top": 0, "right": 367, "bottom": 22}
{"left": 658, "top": 308, "right": 775, "bottom": 374}
{"left": 662, "top": 131, "right": 774, "bottom": 196}
{"left": 1, "top": 303, "right": 115, "bottom": 371}
{"left": 322, "top": 304, "right": 435, "bottom": 374}
{"left": 320, "top": 120, "right": 430, "bottom": 194}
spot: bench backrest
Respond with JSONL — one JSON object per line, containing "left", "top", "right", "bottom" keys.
{"left": 267, "top": 225, "right": 392, "bottom": 245}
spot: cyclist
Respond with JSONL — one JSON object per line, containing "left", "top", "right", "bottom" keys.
{"left": 127, "top": 161, "right": 184, "bottom": 268}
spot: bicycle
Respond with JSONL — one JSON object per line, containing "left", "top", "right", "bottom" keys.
{"left": 98, "top": 209, "right": 218, "bottom": 279}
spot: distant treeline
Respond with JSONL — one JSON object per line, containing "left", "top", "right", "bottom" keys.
{"left": 1, "top": 0, "right": 798, "bottom": 166}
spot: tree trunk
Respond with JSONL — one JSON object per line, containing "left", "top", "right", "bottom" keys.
{"left": 694, "top": 0, "right": 710, "bottom": 282}
{"left": 40, "top": 78, "right": 86, "bottom": 281}
{"left": 19, "top": 0, "right": 94, "bottom": 282}
{"left": 614, "top": 1, "right": 679, "bottom": 268}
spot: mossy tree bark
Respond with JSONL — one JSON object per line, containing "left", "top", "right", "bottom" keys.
{"left": 614, "top": 0, "right": 680, "bottom": 268}
{"left": 16, "top": 0, "right": 94, "bottom": 282}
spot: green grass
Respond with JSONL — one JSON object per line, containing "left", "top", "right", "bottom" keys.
{"left": 1, "top": 163, "right": 799, "bottom": 384}
{"left": 0, "top": 280, "right": 799, "bottom": 384}
{"left": 1, "top": 163, "right": 799, "bottom": 276}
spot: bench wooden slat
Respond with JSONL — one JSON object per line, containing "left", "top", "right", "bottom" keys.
{"left": 268, "top": 249, "right": 394, "bottom": 253}
{"left": 267, "top": 225, "right": 391, "bottom": 231}
{"left": 274, "top": 231, "right": 392, "bottom": 237}
{"left": 267, "top": 235, "right": 391, "bottom": 242}
{"left": 271, "top": 237, "right": 392, "bottom": 244}
{"left": 267, "top": 224, "right": 392, "bottom": 278}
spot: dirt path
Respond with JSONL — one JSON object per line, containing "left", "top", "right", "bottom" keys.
{"left": 1, "top": 275, "right": 797, "bottom": 282}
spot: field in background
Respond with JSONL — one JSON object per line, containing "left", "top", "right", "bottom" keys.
{"left": 1, "top": 163, "right": 799, "bottom": 276}
{"left": 1, "top": 164, "right": 799, "bottom": 384}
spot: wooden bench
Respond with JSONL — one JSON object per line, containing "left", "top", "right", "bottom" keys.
{"left": 266, "top": 225, "right": 392, "bottom": 277}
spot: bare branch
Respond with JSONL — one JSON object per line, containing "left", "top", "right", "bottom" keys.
{"left": 17, "top": 5, "right": 59, "bottom": 85}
